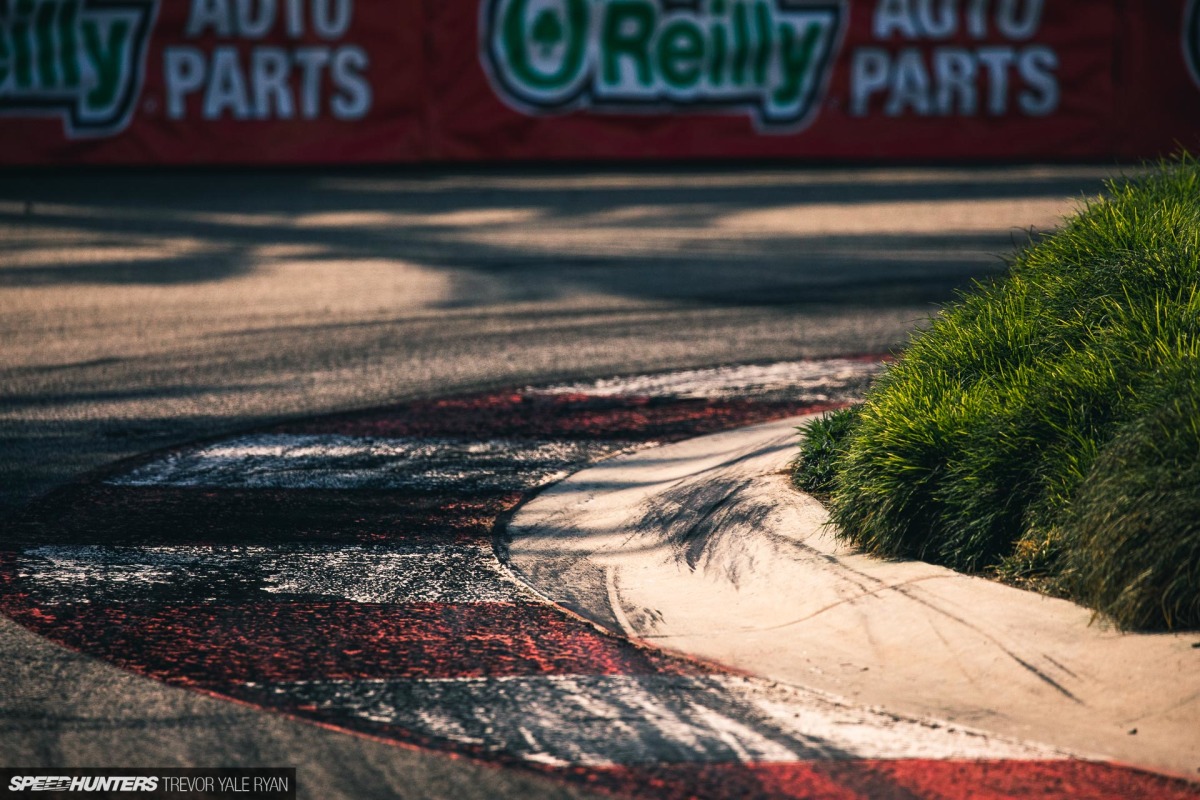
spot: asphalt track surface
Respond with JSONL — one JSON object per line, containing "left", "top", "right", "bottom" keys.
{"left": 6, "top": 361, "right": 1200, "bottom": 799}
{"left": 0, "top": 165, "right": 1147, "bottom": 798}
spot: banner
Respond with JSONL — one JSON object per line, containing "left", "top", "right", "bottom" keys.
{"left": 0, "top": 0, "right": 427, "bottom": 163}
{"left": 2, "top": 0, "right": 1199, "bottom": 164}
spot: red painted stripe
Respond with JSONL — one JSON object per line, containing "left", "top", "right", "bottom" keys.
{"left": 0, "top": 550, "right": 27, "bottom": 612}
{"left": 865, "top": 759, "right": 1200, "bottom": 800}
{"left": 558, "top": 761, "right": 1200, "bottom": 800}
{"left": 554, "top": 763, "right": 865, "bottom": 800}
{"left": 281, "top": 392, "right": 824, "bottom": 442}
{"left": 4, "top": 602, "right": 701, "bottom": 686}
{"left": 6, "top": 487, "right": 518, "bottom": 547}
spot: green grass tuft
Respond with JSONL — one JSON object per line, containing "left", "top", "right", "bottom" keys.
{"left": 1059, "top": 379, "right": 1200, "bottom": 630}
{"left": 797, "top": 157, "right": 1200, "bottom": 630}
{"left": 791, "top": 406, "right": 861, "bottom": 501}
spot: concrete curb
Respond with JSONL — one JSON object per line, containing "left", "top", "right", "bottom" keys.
{"left": 507, "top": 413, "right": 1200, "bottom": 779}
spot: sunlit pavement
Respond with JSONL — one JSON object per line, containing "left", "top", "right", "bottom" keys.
{"left": 0, "top": 166, "right": 1136, "bottom": 798}
{"left": 7, "top": 361, "right": 1197, "bottom": 798}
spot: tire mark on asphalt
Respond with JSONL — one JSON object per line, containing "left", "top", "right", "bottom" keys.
{"left": 4, "top": 362, "right": 1197, "bottom": 798}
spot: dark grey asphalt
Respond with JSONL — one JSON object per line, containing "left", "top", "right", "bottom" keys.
{"left": 0, "top": 164, "right": 1117, "bottom": 798}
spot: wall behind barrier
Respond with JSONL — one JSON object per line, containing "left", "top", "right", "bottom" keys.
{"left": 2, "top": 0, "right": 1199, "bottom": 164}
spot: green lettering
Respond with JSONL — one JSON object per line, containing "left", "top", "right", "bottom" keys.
{"left": 602, "top": 0, "right": 655, "bottom": 87}
{"left": 81, "top": 17, "right": 128, "bottom": 109}
{"left": 708, "top": 19, "right": 726, "bottom": 86}
{"left": 752, "top": 1, "right": 771, "bottom": 85}
{"left": 36, "top": 1, "right": 57, "bottom": 88}
{"left": 531, "top": 9, "right": 564, "bottom": 56}
{"left": 59, "top": 0, "right": 80, "bottom": 88}
{"left": 773, "top": 21, "right": 821, "bottom": 106}
{"left": 501, "top": 0, "right": 587, "bottom": 92}
{"left": 0, "top": 0, "right": 152, "bottom": 132}
{"left": 0, "top": 31, "right": 9, "bottom": 87}
{"left": 731, "top": 1, "right": 749, "bottom": 85}
{"left": 657, "top": 19, "right": 703, "bottom": 89}
{"left": 484, "top": 0, "right": 841, "bottom": 129}
{"left": 13, "top": 0, "right": 34, "bottom": 89}
{"left": 708, "top": 0, "right": 729, "bottom": 85}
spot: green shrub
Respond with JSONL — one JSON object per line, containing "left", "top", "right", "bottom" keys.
{"left": 807, "top": 157, "right": 1200, "bottom": 630}
{"left": 1059, "top": 379, "right": 1200, "bottom": 630}
{"left": 791, "top": 406, "right": 861, "bottom": 501}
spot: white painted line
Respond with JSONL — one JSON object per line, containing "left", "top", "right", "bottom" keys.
{"left": 526, "top": 359, "right": 883, "bottom": 402}
{"left": 18, "top": 544, "right": 526, "bottom": 604}
{"left": 107, "top": 435, "right": 630, "bottom": 491}
{"left": 245, "top": 674, "right": 1059, "bottom": 767}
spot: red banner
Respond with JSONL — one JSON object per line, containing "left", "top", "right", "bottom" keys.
{"left": 2, "top": 0, "right": 1198, "bottom": 164}
{"left": 0, "top": 0, "right": 428, "bottom": 163}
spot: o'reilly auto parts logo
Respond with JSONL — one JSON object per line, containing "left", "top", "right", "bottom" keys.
{"left": 482, "top": 0, "right": 844, "bottom": 131}
{"left": 1187, "top": 0, "right": 1200, "bottom": 88}
{"left": 0, "top": 0, "right": 156, "bottom": 135}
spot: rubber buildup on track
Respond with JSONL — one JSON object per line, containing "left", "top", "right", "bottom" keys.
{"left": 4, "top": 360, "right": 1197, "bottom": 799}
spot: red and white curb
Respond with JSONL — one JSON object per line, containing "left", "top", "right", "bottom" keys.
{"left": 4, "top": 359, "right": 1198, "bottom": 799}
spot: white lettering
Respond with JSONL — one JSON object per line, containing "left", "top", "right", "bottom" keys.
{"left": 1017, "top": 44, "right": 1057, "bottom": 115}
{"left": 311, "top": 0, "right": 351, "bottom": 38}
{"left": 165, "top": 46, "right": 207, "bottom": 118}
{"left": 204, "top": 46, "right": 252, "bottom": 119}
{"left": 916, "top": 0, "right": 956, "bottom": 39}
{"left": 850, "top": 44, "right": 1056, "bottom": 118}
{"left": 873, "top": 0, "right": 1045, "bottom": 42}
{"left": 884, "top": 48, "right": 932, "bottom": 116}
{"left": 293, "top": 46, "right": 330, "bottom": 118}
{"left": 252, "top": 46, "right": 294, "bottom": 117}
{"left": 966, "top": 0, "right": 988, "bottom": 38}
{"left": 976, "top": 45, "right": 1014, "bottom": 114}
{"left": 331, "top": 45, "right": 370, "bottom": 119}
{"left": 850, "top": 47, "right": 890, "bottom": 115}
{"left": 933, "top": 47, "right": 977, "bottom": 114}
{"left": 236, "top": 0, "right": 276, "bottom": 38}
{"left": 873, "top": 0, "right": 919, "bottom": 39}
{"left": 185, "top": 0, "right": 232, "bottom": 36}
{"left": 285, "top": 0, "right": 305, "bottom": 37}
{"left": 996, "top": 0, "right": 1043, "bottom": 40}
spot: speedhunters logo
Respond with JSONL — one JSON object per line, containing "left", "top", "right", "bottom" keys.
{"left": 1187, "top": 0, "right": 1200, "bottom": 87}
{"left": 8, "top": 775, "right": 159, "bottom": 792}
{"left": 482, "top": 0, "right": 844, "bottom": 131}
{"left": 0, "top": 0, "right": 156, "bottom": 136}
{"left": 0, "top": 769, "right": 295, "bottom": 798}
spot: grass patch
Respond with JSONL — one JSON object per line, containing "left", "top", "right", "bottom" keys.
{"left": 1059, "top": 385, "right": 1200, "bottom": 629}
{"left": 794, "top": 157, "right": 1200, "bottom": 631}
{"left": 791, "top": 406, "right": 860, "bottom": 501}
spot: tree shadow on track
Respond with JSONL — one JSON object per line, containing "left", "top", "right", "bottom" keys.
{"left": 0, "top": 165, "right": 1106, "bottom": 307}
